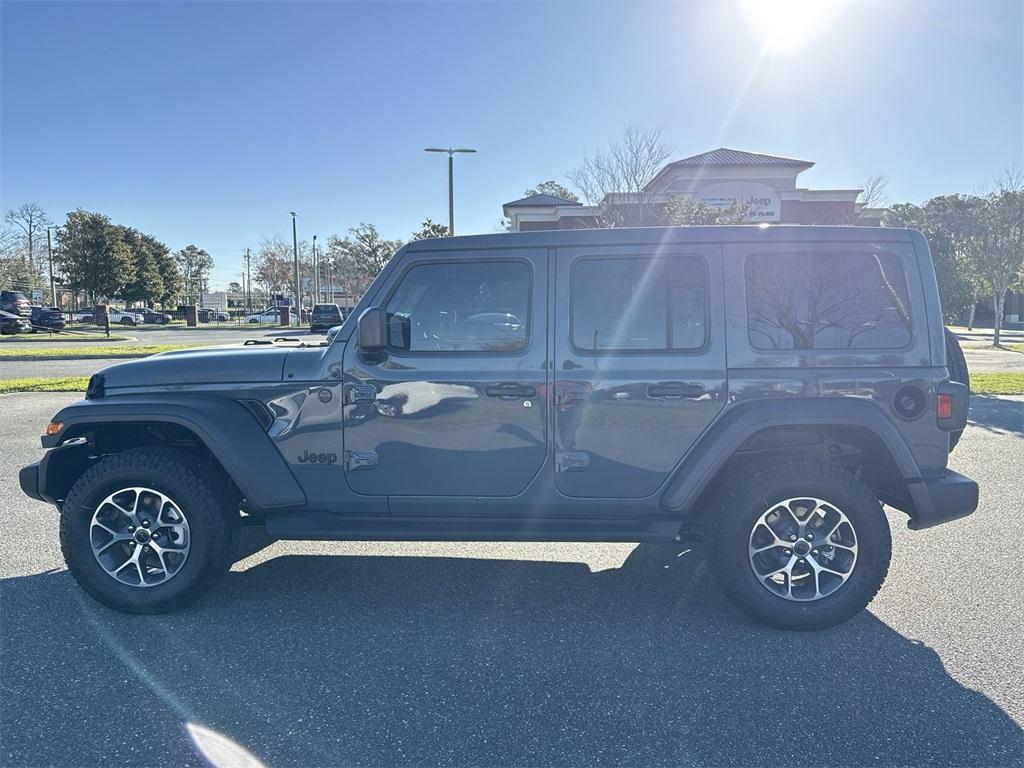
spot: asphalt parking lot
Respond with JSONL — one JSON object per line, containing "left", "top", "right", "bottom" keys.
{"left": 1, "top": 393, "right": 1022, "bottom": 767}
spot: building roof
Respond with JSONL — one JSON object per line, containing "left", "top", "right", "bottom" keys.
{"left": 666, "top": 147, "right": 815, "bottom": 169}
{"left": 502, "top": 193, "right": 582, "bottom": 209}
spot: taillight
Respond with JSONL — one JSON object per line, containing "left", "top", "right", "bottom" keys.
{"left": 936, "top": 381, "right": 968, "bottom": 432}
{"left": 936, "top": 393, "right": 954, "bottom": 420}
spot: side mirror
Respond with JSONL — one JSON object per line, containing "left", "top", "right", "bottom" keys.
{"left": 356, "top": 307, "right": 389, "bottom": 353}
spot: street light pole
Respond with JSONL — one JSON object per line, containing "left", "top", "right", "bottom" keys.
{"left": 290, "top": 211, "right": 299, "bottom": 325}
{"left": 46, "top": 227, "right": 56, "bottom": 306}
{"left": 312, "top": 234, "right": 318, "bottom": 305}
{"left": 425, "top": 147, "right": 476, "bottom": 235}
{"left": 245, "top": 247, "right": 251, "bottom": 314}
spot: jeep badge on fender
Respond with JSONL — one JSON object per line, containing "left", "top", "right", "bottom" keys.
{"left": 297, "top": 450, "right": 337, "bottom": 465}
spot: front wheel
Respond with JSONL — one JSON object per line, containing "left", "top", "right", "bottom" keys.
{"left": 60, "top": 448, "right": 240, "bottom": 613}
{"left": 708, "top": 460, "right": 891, "bottom": 630}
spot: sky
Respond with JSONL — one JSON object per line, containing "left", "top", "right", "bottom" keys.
{"left": 2, "top": 0, "right": 1022, "bottom": 289}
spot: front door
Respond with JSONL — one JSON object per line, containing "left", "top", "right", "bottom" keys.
{"left": 552, "top": 245, "right": 726, "bottom": 498}
{"left": 343, "top": 248, "right": 548, "bottom": 501}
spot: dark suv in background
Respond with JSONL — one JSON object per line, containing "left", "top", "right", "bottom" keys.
{"left": 30, "top": 306, "right": 66, "bottom": 331}
{"left": 1, "top": 290, "right": 31, "bottom": 318}
{"left": 310, "top": 303, "right": 344, "bottom": 332}
{"left": 19, "top": 226, "right": 976, "bottom": 629}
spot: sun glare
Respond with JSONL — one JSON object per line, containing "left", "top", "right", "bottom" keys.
{"left": 745, "top": 0, "right": 843, "bottom": 52}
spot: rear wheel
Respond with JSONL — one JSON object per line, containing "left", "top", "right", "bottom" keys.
{"left": 944, "top": 328, "right": 970, "bottom": 451}
{"left": 709, "top": 460, "right": 891, "bottom": 630}
{"left": 60, "top": 448, "right": 239, "bottom": 613}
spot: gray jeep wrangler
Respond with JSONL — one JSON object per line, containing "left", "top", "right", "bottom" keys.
{"left": 20, "top": 226, "right": 977, "bottom": 629}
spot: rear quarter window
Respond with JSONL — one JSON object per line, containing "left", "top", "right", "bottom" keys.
{"left": 745, "top": 251, "right": 912, "bottom": 350}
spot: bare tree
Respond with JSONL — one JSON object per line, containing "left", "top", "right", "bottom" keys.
{"left": 5, "top": 203, "right": 51, "bottom": 273}
{"left": 858, "top": 174, "right": 889, "bottom": 210}
{"left": 567, "top": 124, "right": 672, "bottom": 227}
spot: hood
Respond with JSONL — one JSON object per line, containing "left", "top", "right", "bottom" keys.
{"left": 99, "top": 345, "right": 294, "bottom": 390}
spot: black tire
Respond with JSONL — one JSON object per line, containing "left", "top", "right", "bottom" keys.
{"left": 708, "top": 460, "right": 891, "bottom": 630}
{"left": 944, "top": 328, "right": 970, "bottom": 451}
{"left": 60, "top": 447, "right": 239, "bottom": 614}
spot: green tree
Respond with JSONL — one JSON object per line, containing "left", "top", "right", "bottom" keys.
{"left": 665, "top": 197, "right": 751, "bottom": 225}
{"left": 119, "top": 227, "right": 165, "bottom": 306}
{"left": 411, "top": 219, "right": 449, "bottom": 240}
{"left": 523, "top": 181, "right": 579, "bottom": 202}
{"left": 174, "top": 245, "right": 214, "bottom": 304}
{"left": 884, "top": 197, "right": 981, "bottom": 325}
{"left": 54, "top": 209, "right": 134, "bottom": 304}
{"left": 153, "top": 241, "right": 183, "bottom": 307}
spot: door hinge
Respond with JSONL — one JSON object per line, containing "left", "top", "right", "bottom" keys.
{"left": 344, "top": 383, "right": 377, "bottom": 405}
{"left": 344, "top": 450, "right": 378, "bottom": 471}
{"left": 556, "top": 451, "right": 590, "bottom": 473}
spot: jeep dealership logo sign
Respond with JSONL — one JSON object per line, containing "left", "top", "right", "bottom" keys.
{"left": 696, "top": 182, "right": 781, "bottom": 222}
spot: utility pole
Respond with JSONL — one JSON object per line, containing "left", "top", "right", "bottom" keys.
{"left": 424, "top": 147, "right": 476, "bottom": 235}
{"left": 46, "top": 227, "right": 56, "bottom": 306}
{"left": 245, "top": 247, "right": 252, "bottom": 314}
{"left": 290, "top": 212, "right": 299, "bottom": 324}
{"left": 312, "top": 234, "right": 318, "bottom": 305}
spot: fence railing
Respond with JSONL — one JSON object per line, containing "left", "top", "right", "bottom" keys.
{"left": 2, "top": 303, "right": 353, "bottom": 337}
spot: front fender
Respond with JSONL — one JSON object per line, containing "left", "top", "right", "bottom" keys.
{"left": 40, "top": 395, "right": 306, "bottom": 510}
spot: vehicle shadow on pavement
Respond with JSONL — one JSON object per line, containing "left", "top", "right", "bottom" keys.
{"left": 967, "top": 395, "right": 1024, "bottom": 436}
{"left": 2, "top": 543, "right": 1022, "bottom": 768}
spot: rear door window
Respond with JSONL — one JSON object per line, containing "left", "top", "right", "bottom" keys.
{"left": 745, "top": 251, "right": 912, "bottom": 350}
{"left": 570, "top": 256, "right": 707, "bottom": 352}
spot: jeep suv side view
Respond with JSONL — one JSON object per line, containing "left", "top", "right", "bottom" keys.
{"left": 19, "top": 226, "right": 977, "bottom": 629}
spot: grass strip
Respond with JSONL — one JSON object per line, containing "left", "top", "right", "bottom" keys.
{"left": 0, "top": 344, "right": 203, "bottom": 360}
{"left": 0, "top": 377, "right": 91, "bottom": 394}
{"left": 0, "top": 333, "right": 131, "bottom": 343}
{"left": 970, "top": 372, "right": 1024, "bottom": 395}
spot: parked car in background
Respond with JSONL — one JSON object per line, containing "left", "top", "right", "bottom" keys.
{"left": 0, "top": 308, "right": 32, "bottom": 334}
{"left": 70, "top": 308, "right": 144, "bottom": 326}
{"left": 30, "top": 306, "right": 66, "bottom": 331}
{"left": 0, "top": 290, "right": 31, "bottom": 318}
{"left": 246, "top": 307, "right": 283, "bottom": 324}
{"left": 310, "top": 303, "right": 344, "bottom": 332}
{"left": 107, "top": 308, "right": 145, "bottom": 326}
{"left": 139, "top": 309, "right": 172, "bottom": 324}
{"left": 198, "top": 308, "right": 230, "bottom": 322}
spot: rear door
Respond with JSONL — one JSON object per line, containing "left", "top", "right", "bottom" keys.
{"left": 552, "top": 245, "right": 726, "bottom": 498}
{"left": 343, "top": 247, "right": 548, "bottom": 502}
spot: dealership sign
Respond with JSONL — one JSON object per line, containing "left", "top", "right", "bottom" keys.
{"left": 695, "top": 182, "right": 781, "bottom": 222}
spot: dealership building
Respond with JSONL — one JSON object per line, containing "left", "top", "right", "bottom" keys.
{"left": 502, "top": 148, "right": 881, "bottom": 232}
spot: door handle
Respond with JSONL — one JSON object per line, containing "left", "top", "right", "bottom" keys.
{"left": 485, "top": 383, "right": 537, "bottom": 399}
{"left": 647, "top": 382, "right": 705, "bottom": 399}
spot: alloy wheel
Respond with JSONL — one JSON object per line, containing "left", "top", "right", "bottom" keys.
{"left": 747, "top": 496, "right": 858, "bottom": 601}
{"left": 90, "top": 487, "right": 191, "bottom": 587}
